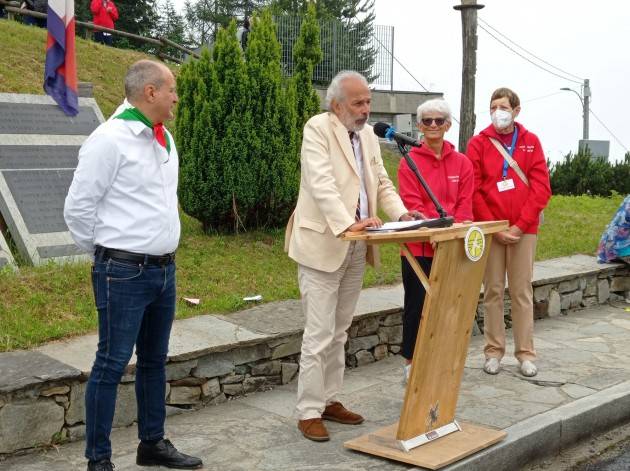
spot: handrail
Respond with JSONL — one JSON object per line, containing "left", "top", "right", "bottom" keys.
{"left": 0, "top": 0, "right": 199, "bottom": 63}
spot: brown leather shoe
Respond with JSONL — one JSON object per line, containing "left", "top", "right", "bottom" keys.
{"left": 322, "top": 402, "right": 364, "bottom": 425}
{"left": 298, "top": 418, "right": 330, "bottom": 442}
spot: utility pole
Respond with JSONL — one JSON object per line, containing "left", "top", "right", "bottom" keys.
{"left": 453, "top": 0, "right": 484, "bottom": 153}
{"left": 582, "top": 78, "right": 590, "bottom": 140}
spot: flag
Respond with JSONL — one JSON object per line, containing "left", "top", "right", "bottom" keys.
{"left": 44, "top": 0, "right": 78, "bottom": 116}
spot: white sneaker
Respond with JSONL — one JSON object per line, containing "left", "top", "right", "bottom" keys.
{"left": 403, "top": 364, "right": 411, "bottom": 385}
{"left": 520, "top": 360, "right": 538, "bottom": 377}
{"left": 483, "top": 357, "right": 501, "bottom": 375}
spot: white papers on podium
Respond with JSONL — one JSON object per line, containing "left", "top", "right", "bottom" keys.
{"left": 366, "top": 220, "right": 425, "bottom": 232}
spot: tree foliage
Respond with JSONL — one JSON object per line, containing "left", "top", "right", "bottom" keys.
{"left": 176, "top": 11, "right": 321, "bottom": 233}
{"left": 155, "top": 0, "right": 187, "bottom": 48}
{"left": 550, "top": 151, "right": 630, "bottom": 196}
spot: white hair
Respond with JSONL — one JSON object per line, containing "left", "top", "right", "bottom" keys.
{"left": 325, "top": 70, "right": 368, "bottom": 110}
{"left": 416, "top": 98, "right": 452, "bottom": 123}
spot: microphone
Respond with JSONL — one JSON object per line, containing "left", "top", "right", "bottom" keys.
{"left": 373, "top": 122, "right": 421, "bottom": 147}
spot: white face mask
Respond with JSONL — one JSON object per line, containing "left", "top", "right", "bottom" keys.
{"left": 491, "top": 109, "right": 513, "bottom": 129}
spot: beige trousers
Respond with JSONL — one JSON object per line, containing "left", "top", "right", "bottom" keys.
{"left": 295, "top": 241, "right": 367, "bottom": 420}
{"left": 483, "top": 234, "right": 537, "bottom": 362}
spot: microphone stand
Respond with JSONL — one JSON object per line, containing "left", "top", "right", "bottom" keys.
{"left": 397, "top": 141, "right": 454, "bottom": 229}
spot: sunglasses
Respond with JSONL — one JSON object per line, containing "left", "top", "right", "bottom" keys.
{"left": 421, "top": 118, "right": 446, "bottom": 126}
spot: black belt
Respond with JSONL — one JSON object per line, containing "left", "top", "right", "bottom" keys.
{"left": 96, "top": 246, "right": 175, "bottom": 266}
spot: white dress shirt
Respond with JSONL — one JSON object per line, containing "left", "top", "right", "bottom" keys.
{"left": 350, "top": 131, "right": 368, "bottom": 220}
{"left": 64, "top": 117, "right": 180, "bottom": 255}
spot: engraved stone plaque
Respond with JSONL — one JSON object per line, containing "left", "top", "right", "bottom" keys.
{"left": 0, "top": 93, "right": 105, "bottom": 265}
{"left": 0, "top": 103, "right": 100, "bottom": 135}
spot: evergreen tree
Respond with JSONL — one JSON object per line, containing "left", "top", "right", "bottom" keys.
{"left": 271, "top": 0, "right": 376, "bottom": 82}
{"left": 155, "top": 0, "right": 187, "bottom": 49}
{"left": 290, "top": 2, "right": 322, "bottom": 158}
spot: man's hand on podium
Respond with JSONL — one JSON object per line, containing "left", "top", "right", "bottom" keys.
{"left": 399, "top": 210, "right": 425, "bottom": 221}
{"left": 347, "top": 216, "right": 383, "bottom": 232}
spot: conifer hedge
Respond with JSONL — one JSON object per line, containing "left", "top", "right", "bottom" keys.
{"left": 175, "top": 7, "right": 322, "bottom": 233}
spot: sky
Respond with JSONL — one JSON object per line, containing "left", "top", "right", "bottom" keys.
{"left": 171, "top": 0, "right": 630, "bottom": 163}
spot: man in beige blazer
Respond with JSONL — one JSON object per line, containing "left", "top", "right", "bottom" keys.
{"left": 285, "top": 70, "right": 418, "bottom": 442}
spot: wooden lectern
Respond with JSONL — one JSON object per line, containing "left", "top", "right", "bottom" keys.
{"left": 342, "top": 221, "right": 509, "bottom": 470}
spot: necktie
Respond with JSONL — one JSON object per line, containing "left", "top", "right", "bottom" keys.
{"left": 349, "top": 131, "right": 361, "bottom": 221}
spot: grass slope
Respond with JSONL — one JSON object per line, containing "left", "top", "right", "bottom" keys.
{"left": 0, "top": 19, "right": 154, "bottom": 117}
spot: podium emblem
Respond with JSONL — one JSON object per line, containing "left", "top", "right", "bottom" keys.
{"left": 464, "top": 226, "right": 485, "bottom": 262}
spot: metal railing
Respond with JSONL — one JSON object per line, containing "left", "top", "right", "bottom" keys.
{"left": 0, "top": 0, "right": 197, "bottom": 64}
{"left": 275, "top": 15, "right": 393, "bottom": 88}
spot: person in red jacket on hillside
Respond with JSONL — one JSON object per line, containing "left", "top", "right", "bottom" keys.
{"left": 466, "top": 87, "right": 551, "bottom": 378}
{"left": 91, "top": 0, "right": 118, "bottom": 46}
{"left": 398, "top": 98, "right": 474, "bottom": 383}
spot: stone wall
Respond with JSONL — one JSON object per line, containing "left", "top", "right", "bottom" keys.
{"left": 1, "top": 265, "right": 628, "bottom": 457}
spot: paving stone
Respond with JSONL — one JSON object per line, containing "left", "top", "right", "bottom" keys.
{"left": 0, "top": 351, "right": 81, "bottom": 394}
{"left": 598, "top": 279, "right": 610, "bottom": 303}
{"left": 222, "top": 383, "right": 244, "bottom": 396}
{"left": 0, "top": 400, "right": 64, "bottom": 453}
{"left": 65, "top": 382, "right": 86, "bottom": 426}
{"left": 355, "top": 350, "right": 375, "bottom": 366}
{"left": 347, "top": 335, "right": 380, "bottom": 354}
{"left": 168, "top": 386, "right": 201, "bottom": 405}
{"left": 66, "top": 424, "right": 86, "bottom": 442}
{"left": 251, "top": 360, "right": 281, "bottom": 376}
{"left": 611, "top": 276, "right": 630, "bottom": 292}
{"left": 559, "top": 278, "right": 580, "bottom": 293}
{"left": 547, "top": 289, "right": 562, "bottom": 317}
{"left": 200, "top": 378, "right": 221, "bottom": 399}
{"left": 281, "top": 363, "right": 298, "bottom": 385}
{"left": 355, "top": 316, "right": 380, "bottom": 336}
{"left": 382, "top": 312, "right": 402, "bottom": 326}
{"left": 373, "top": 344, "right": 388, "bottom": 361}
{"left": 270, "top": 337, "right": 302, "bottom": 359}
{"left": 40, "top": 385, "right": 70, "bottom": 397}
{"left": 534, "top": 284, "right": 552, "bottom": 302}
{"left": 220, "top": 374, "right": 245, "bottom": 384}
{"left": 561, "top": 383, "right": 597, "bottom": 399}
{"left": 193, "top": 344, "right": 271, "bottom": 378}
{"left": 377, "top": 326, "right": 403, "bottom": 345}
{"left": 165, "top": 359, "right": 198, "bottom": 381}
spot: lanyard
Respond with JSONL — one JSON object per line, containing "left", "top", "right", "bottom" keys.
{"left": 501, "top": 127, "right": 518, "bottom": 179}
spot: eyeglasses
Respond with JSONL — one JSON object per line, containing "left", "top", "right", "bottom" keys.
{"left": 421, "top": 117, "right": 447, "bottom": 126}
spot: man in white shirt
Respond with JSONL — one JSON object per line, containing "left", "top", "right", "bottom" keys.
{"left": 64, "top": 60, "right": 202, "bottom": 471}
{"left": 285, "top": 70, "right": 418, "bottom": 442}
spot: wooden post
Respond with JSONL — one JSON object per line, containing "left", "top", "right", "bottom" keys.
{"left": 453, "top": 0, "right": 484, "bottom": 153}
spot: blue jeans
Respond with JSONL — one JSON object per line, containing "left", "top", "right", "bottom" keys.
{"left": 85, "top": 255, "right": 176, "bottom": 461}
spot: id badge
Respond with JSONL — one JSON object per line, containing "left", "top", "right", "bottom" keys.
{"left": 497, "top": 178, "right": 515, "bottom": 192}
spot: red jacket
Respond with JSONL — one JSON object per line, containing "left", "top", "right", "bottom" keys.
{"left": 91, "top": 0, "right": 118, "bottom": 29}
{"left": 466, "top": 123, "right": 551, "bottom": 235}
{"left": 398, "top": 140, "right": 474, "bottom": 257}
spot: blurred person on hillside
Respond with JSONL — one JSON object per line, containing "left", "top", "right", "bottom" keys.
{"left": 236, "top": 16, "right": 250, "bottom": 50}
{"left": 64, "top": 60, "right": 202, "bottom": 471}
{"left": 597, "top": 194, "right": 630, "bottom": 265}
{"left": 91, "top": 0, "right": 118, "bottom": 46}
{"left": 466, "top": 87, "right": 551, "bottom": 378}
{"left": 398, "top": 98, "right": 473, "bottom": 384}
{"left": 21, "top": 0, "right": 47, "bottom": 28}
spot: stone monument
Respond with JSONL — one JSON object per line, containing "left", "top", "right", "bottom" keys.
{"left": 0, "top": 93, "right": 105, "bottom": 265}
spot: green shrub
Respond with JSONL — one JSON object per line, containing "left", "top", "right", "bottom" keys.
{"left": 175, "top": 10, "right": 322, "bottom": 233}
{"left": 550, "top": 151, "right": 630, "bottom": 196}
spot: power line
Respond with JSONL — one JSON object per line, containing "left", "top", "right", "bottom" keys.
{"left": 370, "top": 32, "right": 430, "bottom": 92}
{"left": 589, "top": 108, "right": 629, "bottom": 153}
{"left": 478, "top": 18, "right": 584, "bottom": 82}
{"left": 477, "top": 23, "right": 583, "bottom": 85}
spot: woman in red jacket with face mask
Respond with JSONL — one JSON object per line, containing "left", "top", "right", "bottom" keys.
{"left": 398, "top": 98, "right": 474, "bottom": 383}
{"left": 466, "top": 87, "right": 551, "bottom": 378}
{"left": 91, "top": 0, "right": 119, "bottom": 46}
